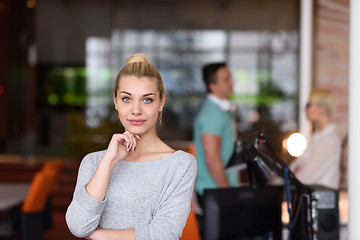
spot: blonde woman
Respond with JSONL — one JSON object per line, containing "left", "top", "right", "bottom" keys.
{"left": 66, "top": 53, "right": 197, "bottom": 240}
{"left": 290, "top": 89, "right": 341, "bottom": 189}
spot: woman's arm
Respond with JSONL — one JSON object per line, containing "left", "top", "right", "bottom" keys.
{"left": 87, "top": 228, "right": 135, "bottom": 240}
{"left": 134, "top": 153, "right": 197, "bottom": 240}
{"left": 86, "top": 132, "right": 139, "bottom": 201}
{"left": 66, "top": 132, "right": 139, "bottom": 238}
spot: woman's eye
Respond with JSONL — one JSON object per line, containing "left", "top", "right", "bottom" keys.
{"left": 122, "top": 97, "right": 131, "bottom": 102}
{"left": 144, "top": 98, "right": 153, "bottom": 103}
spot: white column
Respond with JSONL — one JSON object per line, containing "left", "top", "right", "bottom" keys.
{"left": 299, "top": 0, "right": 313, "bottom": 140}
{"left": 348, "top": 1, "right": 360, "bottom": 239}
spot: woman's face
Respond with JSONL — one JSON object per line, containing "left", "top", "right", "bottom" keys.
{"left": 305, "top": 100, "right": 325, "bottom": 122}
{"left": 113, "top": 76, "right": 165, "bottom": 136}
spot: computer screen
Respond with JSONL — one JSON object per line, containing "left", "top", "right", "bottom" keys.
{"left": 203, "top": 186, "right": 283, "bottom": 240}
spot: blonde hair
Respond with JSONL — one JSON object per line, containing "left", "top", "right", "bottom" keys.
{"left": 114, "top": 53, "right": 165, "bottom": 100}
{"left": 310, "top": 89, "right": 337, "bottom": 117}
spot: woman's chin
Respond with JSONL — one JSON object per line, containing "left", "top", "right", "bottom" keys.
{"left": 124, "top": 127, "right": 145, "bottom": 136}
{"left": 124, "top": 124, "right": 156, "bottom": 136}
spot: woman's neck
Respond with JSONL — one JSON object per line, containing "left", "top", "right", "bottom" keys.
{"left": 137, "top": 132, "right": 161, "bottom": 151}
{"left": 314, "top": 117, "right": 332, "bottom": 131}
{"left": 124, "top": 130, "right": 173, "bottom": 161}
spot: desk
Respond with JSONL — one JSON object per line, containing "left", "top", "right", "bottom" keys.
{"left": 0, "top": 183, "right": 30, "bottom": 211}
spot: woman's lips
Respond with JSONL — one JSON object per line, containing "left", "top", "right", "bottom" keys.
{"left": 129, "top": 119, "right": 145, "bottom": 126}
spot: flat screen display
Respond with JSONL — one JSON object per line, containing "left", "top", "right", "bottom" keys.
{"left": 203, "top": 186, "right": 283, "bottom": 240}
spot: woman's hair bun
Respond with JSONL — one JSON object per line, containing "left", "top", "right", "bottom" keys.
{"left": 126, "top": 53, "right": 149, "bottom": 65}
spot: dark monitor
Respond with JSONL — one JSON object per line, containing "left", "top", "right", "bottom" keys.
{"left": 203, "top": 186, "right": 283, "bottom": 240}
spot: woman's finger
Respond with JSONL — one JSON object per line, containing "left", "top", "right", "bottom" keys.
{"left": 113, "top": 134, "right": 130, "bottom": 152}
{"left": 123, "top": 132, "right": 134, "bottom": 152}
{"left": 123, "top": 132, "right": 138, "bottom": 152}
{"left": 112, "top": 132, "right": 138, "bottom": 153}
{"left": 126, "top": 132, "right": 139, "bottom": 152}
{"left": 130, "top": 135, "right": 137, "bottom": 151}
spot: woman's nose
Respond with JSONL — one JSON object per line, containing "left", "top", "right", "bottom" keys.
{"left": 132, "top": 111, "right": 141, "bottom": 116}
{"left": 131, "top": 102, "right": 142, "bottom": 116}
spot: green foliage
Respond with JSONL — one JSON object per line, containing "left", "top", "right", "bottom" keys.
{"left": 42, "top": 67, "right": 87, "bottom": 106}
{"left": 230, "top": 70, "right": 285, "bottom": 107}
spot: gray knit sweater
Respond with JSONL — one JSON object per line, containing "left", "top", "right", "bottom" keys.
{"left": 65, "top": 150, "right": 197, "bottom": 240}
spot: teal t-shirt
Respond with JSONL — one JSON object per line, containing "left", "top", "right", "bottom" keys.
{"left": 193, "top": 97, "right": 237, "bottom": 196}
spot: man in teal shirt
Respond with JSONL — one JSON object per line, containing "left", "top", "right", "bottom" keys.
{"left": 194, "top": 62, "right": 238, "bottom": 203}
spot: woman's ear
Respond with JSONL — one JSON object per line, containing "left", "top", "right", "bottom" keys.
{"left": 159, "top": 95, "right": 166, "bottom": 112}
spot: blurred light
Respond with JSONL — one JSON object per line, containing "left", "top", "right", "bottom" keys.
{"left": 284, "top": 132, "right": 307, "bottom": 157}
{"left": 63, "top": 93, "right": 74, "bottom": 104}
{"left": 26, "top": 0, "right": 37, "bottom": 8}
{"left": 0, "top": 2, "right": 9, "bottom": 14}
{"left": 64, "top": 68, "right": 76, "bottom": 79}
{"left": 282, "top": 201, "right": 289, "bottom": 224}
{"left": 48, "top": 94, "right": 59, "bottom": 105}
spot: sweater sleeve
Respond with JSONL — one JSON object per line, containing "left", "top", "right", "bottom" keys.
{"left": 134, "top": 153, "right": 197, "bottom": 240}
{"left": 65, "top": 152, "right": 106, "bottom": 238}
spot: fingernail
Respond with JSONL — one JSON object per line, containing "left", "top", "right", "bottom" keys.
{"left": 134, "top": 147, "right": 136, "bottom": 151}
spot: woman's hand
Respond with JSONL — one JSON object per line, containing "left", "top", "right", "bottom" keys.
{"left": 85, "top": 131, "right": 140, "bottom": 201}
{"left": 104, "top": 131, "right": 141, "bottom": 164}
{"left": 84, "top": 228, "right": 101, "bottom": 240}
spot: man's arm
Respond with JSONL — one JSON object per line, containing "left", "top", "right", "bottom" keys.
{"left": 202, "top": 133, "right": 230, "bottom": 187}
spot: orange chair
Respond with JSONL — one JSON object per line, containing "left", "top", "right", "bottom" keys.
{"left": 181, "top": 143, "right": 201, "bottom": 239}
{"left": 187, "top": 142, "right": 196, "bottom": 156}
{"left": 22, "top": 169, "right": 57, "bottom": 213}
{"left": 180, "top": 207, "right": 201, "bottom": 240}
{"left": 41, "top": 159, "right": 63, "bottom": 178}
{"left": 40, "top": 159, "right": 63, "bottom": 229}
{"left": 20, "top": 169, "right": 58, "bottom": 240}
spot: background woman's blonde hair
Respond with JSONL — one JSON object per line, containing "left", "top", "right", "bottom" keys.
{"left": 114, "top": 53, "right": 165, "bottom": 100}
{"left": 310, "top": 89, "right": 337, "bottom": 118}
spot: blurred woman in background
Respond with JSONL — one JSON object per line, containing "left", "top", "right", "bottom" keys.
{"left": 290, "top": 89, "right": 341, "bottom": 189}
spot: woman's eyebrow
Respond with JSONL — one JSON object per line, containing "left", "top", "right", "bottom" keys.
{"left": 119, "top": 91, "right": 156, "bottom": 97}
{"left": 119, "top": 91, "right": 131, "bottom": 95}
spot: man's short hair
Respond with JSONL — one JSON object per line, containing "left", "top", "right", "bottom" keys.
{"left": 202, "top": 62, "right": 227, "bottom": 93}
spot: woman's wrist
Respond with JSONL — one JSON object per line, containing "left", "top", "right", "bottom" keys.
{"left": 102, "top": 152, "right": 122, "bottom": 169}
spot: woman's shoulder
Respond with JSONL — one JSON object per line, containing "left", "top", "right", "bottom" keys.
{"left": 171, "top": 150, "right": 194, "bottom": 159}
{"left": 170, "top": 151, "right": 197, "bottom": 180}
{"left": 80, "top": 150, "right": 107, "bottom": 167}
{"left": 170, "top": 150, "right": 197, "bottom": 168}
{"left": 84, "top": 149, "right": 106, "bottom": 159}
